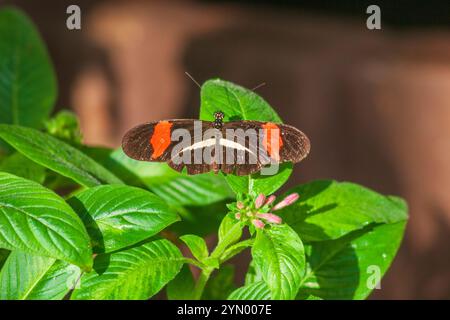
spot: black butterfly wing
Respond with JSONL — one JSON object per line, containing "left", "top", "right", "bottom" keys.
{"left": 221, "top": 120, "right": 310, "bottom": 167}
{"left": 122, "top": 120, "right": 207, "bottom": 162}
{"left": 122, "top": 119, "right": 218, "bottom": 174}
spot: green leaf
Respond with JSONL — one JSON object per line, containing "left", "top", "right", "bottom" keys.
{"left": 203, "top": 265, "right": 236, "bottom": 300}
{"left": 0, "top": 172, "right": 93, "bottom": 270}
{"left": 68, "top": 185, "right": 179, "bottom": 253}
{"left": 252, "top": 224, "right": 306, "bottom": 300}
{"left": 180, "top": 234, "right": 208, "bottom": 262}
{"left": 279, "top": 180, "right": 408, "bottom": 241}
{"left": 0, "top": 8, "right": 56, "bottom": 129}
{"left": 0, "top": 124, "right": 123, "bottom": 187}
{"left": 0, "top": 152, "right": 46, "bottom": 183}
{"left": 212, "top": 215, "right": 243, "bottom": 259}
{"left": 228, "top": 281, "right": 271, "bottom": 300}
{"left": 104, "top": 148, "right": 233, "bottom": 206}
{"left": 297, "top": 221, "right": 406, "bottom": 300}
{"left": 225, "top": 163, "right": 293, "bottom": 195}
{"left": 166, "top": 264, "right": 195, "bottom": 300}
{"left": 0, "top": 251, "right": 80, "bottom": 300}
{"left": 200, "top": 79, "right": 291, "bottom": 195}
{"left": 200, "top": 79, "right": 281, "bottom": 123}
{"left": 71, "top": 239, "right": 184, "bottom": 300}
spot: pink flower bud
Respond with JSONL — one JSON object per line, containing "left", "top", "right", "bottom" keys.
{"left": 257, "top": 213, "right": 282, "bottom": 224}
{"left": 264, "top": 195, "right": 276, "bottom": 206}
{"left": 252, "top": 219, "right": 265, "bottom": 229}
{"left": 254, "top": 194, "right": 266, "bottom": 209}
{"left": 236, "top": 201, "right": 244, "bottom": 210}
{"left": 272, "top": 193, "right": 299, "bottom": 211}
{"left": 235, "top": 212, "right": 241, "bottom": 220}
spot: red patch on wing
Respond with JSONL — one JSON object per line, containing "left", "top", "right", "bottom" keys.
{"left": 150, "top": 121, "right": 173, "bottom": 159}
{"left": 262, "top": 122, "right": 283, "bottom": 161}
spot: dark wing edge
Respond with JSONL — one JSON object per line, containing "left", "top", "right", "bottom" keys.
{"left": 122, "top": 122, "right": 155, "bottom": 161}
{"left": 279, "top": 123, "right": 311, "bottom": 163}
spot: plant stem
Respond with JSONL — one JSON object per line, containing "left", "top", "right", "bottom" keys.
{"left": 193, "top": 268, "right": 213, "bottom": 300}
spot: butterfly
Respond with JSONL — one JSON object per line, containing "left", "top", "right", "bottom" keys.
{"left": 122, "top": 111, "right": 310, "bottom": 176}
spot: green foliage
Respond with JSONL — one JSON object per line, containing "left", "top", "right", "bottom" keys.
{"left": 228, "top": 281, "right": 271, "bottom": 300}
{"left": 0, "top": 124, "right": 123, "bottom": 187}
{"left": 297, "top": 222, "right": 406, "bottom": 300}
{"left": 0, "top": 173, "right": 93, "bottom": 270}
{"left": 0, "top": 152, "right": 46, "bottom": 183}
{"left": 44, "top": 110, "right": 83, "bottom": 145}
{"left": 252, "top": 224, "right": 305, "bottom": 299}
{"left": 68, "top": 185, "right": 179, "bottom": 253}
{"left": 0, "top": 8, "right": 56, "bottom": 129}
{"left": 278, "top": 180, "right": 408, "bottom": 241}
{"left": 0, "top": 8, "right": 408, "bottom": 301}
{"left": 0, "top": 251, "right": 79, "bottom": 300}
{"left": 71, "top": 239, "right": 183, "bottom": 300}
{"left": 166, "top": 265, "right": 196, "bottom": 300}
{"left": 203, "top": 265, "right": 236, "bottom": 300}
{"left": 180, "top": 234, "right": 209, "bottom": 262}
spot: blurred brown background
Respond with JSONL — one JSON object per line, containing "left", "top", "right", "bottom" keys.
{"left": 4, "top": 0, "right": 450, "bottom": 299}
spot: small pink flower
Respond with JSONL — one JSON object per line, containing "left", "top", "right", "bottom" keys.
{"left": 235, "top": 212, "right": 241, "bottom": 220}
{"left": 236, "top": 201, "right": 244, "bottom": 210}
{"left": 257, "top": 213, "right": 282, "bottom": 224}
{"left": 252, "top": 219, "right": 265, "bottom": 229}
{"left": 254, "top": 194, "right": 266, "bottom": 209}
{"left": 272, "top": 193, "right": 299, "bottom": 211}
{"left": 264, "top": 195, "right": 276, "bottom": 206}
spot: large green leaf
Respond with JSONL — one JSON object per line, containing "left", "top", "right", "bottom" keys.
{"left": 228, "top": 281, "right": 271, "bottom": 300}
{"left": 200, "top": 79, "right": 281, "bottom": 123}
{"left": 297, "top": 221, "right": 406, "bottom": 300}
{"left": 279, "top": 180, "right": 408, "bottom": 241}
{"left": 0, "top": 251, "right": 80, "bottom": 300}
{"left": 0, "top": 124, "right": 122, "bottom": 187}
{"left": 71, "top": 239, "right": 184, "bottom": 300}
{"left": 252, "top": 224, "right": 305, "bottom": 300}
{"left": 200, "top": 79, "right": 291, "bottom": 195}
{"left": 0, "top": 8, "right": 56, "bottom": 129}
{"left": 104, "top": 148, "right": 233, "bottom": 206}
{"left": 0, "top": 172, "right": 93, "bottom": 270}
{"left": 68, "top": 185, "right": 179, "bottom": 253}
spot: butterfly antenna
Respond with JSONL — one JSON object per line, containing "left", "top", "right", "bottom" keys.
{"left": 185, "top": 71, "right": 201, "bottom": 89}
{"left": 251, "top": 82, "right": 266, "bottom": 92}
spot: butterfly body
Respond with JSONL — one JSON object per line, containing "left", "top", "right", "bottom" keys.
{"left": 122, "top": 112, "right": 310, "bottom": 176}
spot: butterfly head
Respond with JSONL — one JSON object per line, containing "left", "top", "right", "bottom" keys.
{"left": 213, "top": 111, "right": 225, "bottom": 129}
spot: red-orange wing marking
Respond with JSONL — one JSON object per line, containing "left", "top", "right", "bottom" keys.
{"left": 150, "top": 121, "right": 173, "bottom": 159}
{"left": 262, "top": 122, "right": 283, "bottom": 161}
